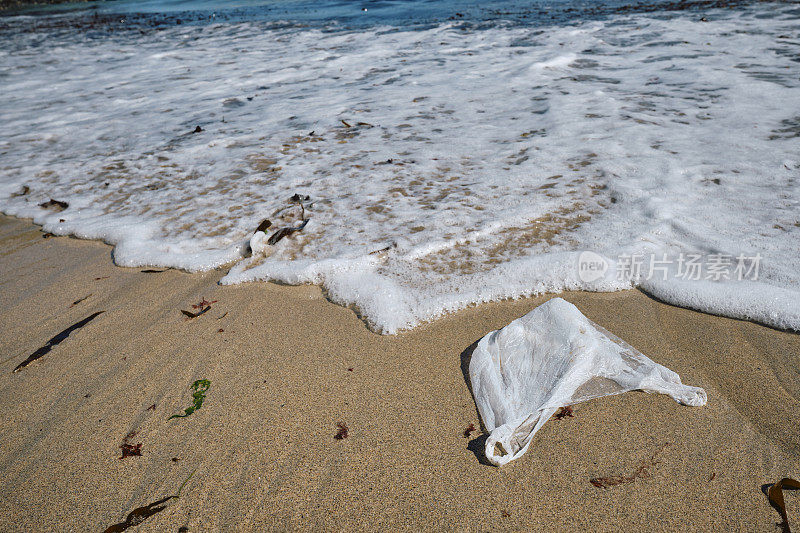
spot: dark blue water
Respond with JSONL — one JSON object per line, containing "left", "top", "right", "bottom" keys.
{"left": 1, "top": 0, "right": 766, "bottom": 31}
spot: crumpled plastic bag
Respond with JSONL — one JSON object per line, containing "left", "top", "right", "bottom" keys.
{"left": 469, "top": 298, "right": 707, "bottom": 466}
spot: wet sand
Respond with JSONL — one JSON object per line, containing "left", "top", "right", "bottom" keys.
{"left": 0, "top": 213, "right": 798, "bottom": 531}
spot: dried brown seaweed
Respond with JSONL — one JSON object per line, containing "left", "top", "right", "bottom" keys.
{"left": 590, "top": 443, "right": 669, "bottom": 489}
{"left": 140, "top": 269, "right": 167, "bottom": 273}
{"left": 69, "top": 294, "right": 92, "bottom": 308}
{"left": 340, "top": 119, "right": 352, "bottom": 128}
{"left": 119, "top": 431, "right": 142, "bottom": 460}
{"left": 554, "top": 406, "right": 574, "bottom": 420}
{"left": 103, "top": 471, "right": 195, "bottom": 533}
{"left": 767, "top": 478, "right": 800, "bottom": 533}
{"left": 13, "top": 311, "right": 104, "bottom": 373}
{"left": 463, "top": 423, "right": 476, "bottom": 438}
{"left": 254, "top": 219, "right": 272, "bottom": 233}
{"left": 181, "top": 306, "right": 211, "bottom": 320}
{"left": 267, "top": 219, "right": 308, "bottom": 246}
{"left": 191, "top": 298, "right": 217, "bottom": 309}
{"left": 334, "top": 422, "right": 348, "bottom": 440}
{"left": 39, "top": 199, "right": 68, "bottom": 211}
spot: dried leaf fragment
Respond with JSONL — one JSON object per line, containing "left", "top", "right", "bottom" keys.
{"left": 767, "top": 478, "right": 800, "bottom": 532}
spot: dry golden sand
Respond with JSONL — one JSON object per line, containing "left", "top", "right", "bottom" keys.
{"left": 0, "top": 213, "right": 798, "bottom": 532}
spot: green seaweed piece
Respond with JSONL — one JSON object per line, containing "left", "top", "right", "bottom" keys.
{"left": 169, "top": 379, "right": 211, "bottom": 420}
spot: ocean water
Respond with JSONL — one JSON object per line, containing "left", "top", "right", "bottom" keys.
{"left": 1, "top": 0, "right": 798, "bottom": 333}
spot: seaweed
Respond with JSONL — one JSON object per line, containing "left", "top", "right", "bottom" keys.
{"left": 267, "top": 219, "right": 308, "bottom": 246}
{"left": 94, "top": 276, "right": 110, "bottom": 281}
{"left": 181, "top": 308, "right": 210, "bottom": 320}
{"left": 192, "top": 298, "right": 217, "bottom": 309}
{"left": 767, "top": 478, "right": 800, "bottom": 533}
{"left": 289, "top": 194, "right": 310, "bottom": 203}
{"left": 193, "top": 126, "right": 203, "bottom": 133}
{"left": 13, "top": 311, "right": 104, "bottom": 373}
{"left": 42, "top": 232, "right": 55, "bottom": 239}
{"left": 590, "top": 443, "right": 669, "bottom": 489}
{"left": 169, "top": 379, "right": 211, "bottom": 420}
{"left": 140, "top": 269, "right": 167, "bottom": 273}
{"left": 12, "top": 185, "right": 30, "bottom": 197}
{"left": 146, "top": 404, "right": 156, "bottom": 411}
{"left": 463, "top": 423, "right": 476, "bottom": 438}
{"left": 69, "top": 294, "right": 92, "bottom": 308}
{"left": 254, "top": 219, "right": 272, "bottom": 233}
{"left": 334, "top": 422, "right": 348, "bottom": 440}
{"left": 340, "top": 119, "right": 352, "bottom": 128}
{"left": 39, "top": 199, "right": 68, "bottom": 211}
{"left": 554, "top": 406, "right": 574, "bottom": 420}
{"left": 103, "top": 471, "right": 195, "bottom": 533}
{"left": 369, "top": 244, "right": 396, "bottom": 255}
{"left": 119, "top": 431, "right": 142, "bottom": 460}
{"left": 181, "top": 298, "right": 216, "bottom": 320}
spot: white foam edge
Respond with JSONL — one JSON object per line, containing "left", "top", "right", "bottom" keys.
{"left": 221, "top": 251, "right": 631, "bottom": 334}
{"left": 639, "top": 277, "right": 800, "bottom": 332}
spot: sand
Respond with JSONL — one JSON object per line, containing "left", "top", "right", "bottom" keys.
{"left": 0, "top": 213, "right": 798, "bottom": 532}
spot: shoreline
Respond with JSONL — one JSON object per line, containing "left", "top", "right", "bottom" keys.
{"left": 1, "top": 213, "right": 798, "bottom": 530}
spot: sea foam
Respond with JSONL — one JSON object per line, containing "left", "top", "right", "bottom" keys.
{"left": 1, "top": 4, "right": 798, "bottom": 333}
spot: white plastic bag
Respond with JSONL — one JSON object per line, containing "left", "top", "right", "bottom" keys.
{"left": 469, "top": 298, "right": 707, "bottom": 466}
